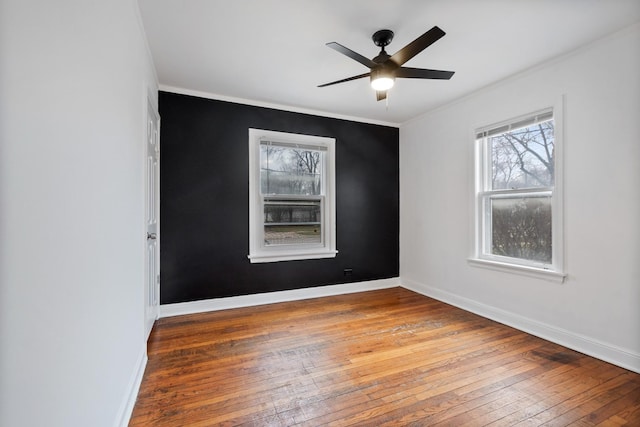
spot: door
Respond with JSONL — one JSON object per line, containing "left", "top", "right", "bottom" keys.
{"left": 144, "top": 98, "right": 160, "bottom": 339}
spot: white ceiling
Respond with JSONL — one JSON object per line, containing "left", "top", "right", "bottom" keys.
{"left": 138, "top": 0, "right": 640, "bottom": 125}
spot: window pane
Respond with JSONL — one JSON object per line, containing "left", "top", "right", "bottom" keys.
{"left": 491, "top": 196, "right": 552, "bottom": 263}
{"left": 261, "top": 146, "right": 323, "bottom": 195}
{"left": 264, "top": 200, "right": 321, "bottom": 246}
{"left": 264, "top": 224, "right": 322, "bottom": 246}
{"left": 490, "top": 120, "right": 554, "bottom": 190}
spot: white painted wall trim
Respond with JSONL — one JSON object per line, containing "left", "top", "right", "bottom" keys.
{"left": 160, "top": 278, "right": 399, "bottom": 318}
{"left": 401, "top": 277, "right": 640, "bottom": 374}
{"left": 159, "top": 85, "right": 400, "bottom": 128}
{"left": 132, "top": 0, "right": 159, "bottom": 88}
{"left": 115, "top": 346, "right": 147, "bottom": 427}
{"left": 467, "top": 258, "right": 566, "bottom": 283}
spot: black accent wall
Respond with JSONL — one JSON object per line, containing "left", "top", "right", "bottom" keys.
{"left": 159, "top": 91, "right": 399, "bottom": 304}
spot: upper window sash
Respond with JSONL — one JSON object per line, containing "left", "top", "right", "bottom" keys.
{"left": 478, "top": 109, "right": 555, "bottom": 193}
{"left": 259, "top": 139, "right": 326, "bottom": 197}
{"left": 475, "top": 110, "right": 553, "bottom": 139}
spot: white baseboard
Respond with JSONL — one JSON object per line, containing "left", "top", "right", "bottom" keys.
{"left": 160, "top": 277, "right": 400, "bottom": 318}
{"left": 116, "top": 345, "right": 148, "bottom": 427}
{"left": 402, "top": 277, "right": 640, "bottom": 374}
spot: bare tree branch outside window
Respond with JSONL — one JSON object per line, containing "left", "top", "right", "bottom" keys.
{"left": 491, "top": 121, "right": 554, "bottom": 190}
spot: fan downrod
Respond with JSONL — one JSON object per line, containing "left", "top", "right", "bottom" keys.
{"left": 372, "top": 29, "right": 394, "bottom": 48}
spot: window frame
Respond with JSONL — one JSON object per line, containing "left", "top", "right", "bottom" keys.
{"left": 248, "top": 128, "right": 337, "bottom": 263}
{"left": 470, "top": 102, "right": 566, "bottom": 282}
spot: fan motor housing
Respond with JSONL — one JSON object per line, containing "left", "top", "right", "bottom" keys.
{"left": 372, "top": 29, "right": 394, "bottom": 47}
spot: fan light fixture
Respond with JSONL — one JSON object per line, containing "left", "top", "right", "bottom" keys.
{"left": 370, "top": 68, "right": 394, "bottom": 91}
{"left": 371, "top": 75, "right": 394, "bottom": 91}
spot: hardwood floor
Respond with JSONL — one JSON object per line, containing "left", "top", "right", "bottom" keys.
{"left": 130, "top": 287, "right": 640, "bottom": 426}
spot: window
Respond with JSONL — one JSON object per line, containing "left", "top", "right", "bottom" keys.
{"left": 472, "top": 106, "right": 564, "bottom": 280}
{"left": 248, "top": 129, "right": 337, "bottom": 263}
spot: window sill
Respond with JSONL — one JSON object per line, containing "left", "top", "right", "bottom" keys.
{"left": 467, "top": 258, "right": 566, "bottom": 283}
{"left": 248, "top": 250, "right": 338, "bottom": 264}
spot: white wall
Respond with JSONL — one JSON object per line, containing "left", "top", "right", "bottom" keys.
{"left": 0, "top": 1, "right": 158, "bottom": 426}
{"left": 400, "top": 23, "right": 640, "bottom": 372}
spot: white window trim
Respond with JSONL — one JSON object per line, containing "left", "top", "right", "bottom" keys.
{"left": 248, "top": 128, "right": 337, "bottom": 263}
{"left": 469, "top": 97, "right": 566, "bottom": 282}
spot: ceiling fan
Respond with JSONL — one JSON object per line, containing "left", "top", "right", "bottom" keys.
{"left": 318, "top": 26, "right": 455, "bottom": 101}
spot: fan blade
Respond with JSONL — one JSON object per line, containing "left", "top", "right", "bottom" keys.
{"left": 326, "top": 42, "right": 378, "bottom": 69}
{"left": 389, "top": 26, "right": 446, "bottom": 67}
{"left": 318, "top": 72, "right": 370, "bottom": 88}
{"left": 396, "top": 67, "right": 454, "bottom": 80}
{"left": 376, "top": 91, "right": 387, "bottom": 101}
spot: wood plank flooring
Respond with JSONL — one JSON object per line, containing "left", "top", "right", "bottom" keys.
{"left": 130, "top": 287, "right": 640, "bottom": 426}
